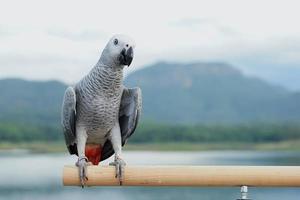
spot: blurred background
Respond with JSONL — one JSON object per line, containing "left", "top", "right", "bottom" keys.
{"left": 0, "top": 0, "right": 300, "bottom": 199}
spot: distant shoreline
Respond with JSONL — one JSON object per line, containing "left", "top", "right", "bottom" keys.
{"left": 1, "top": 140, "right": 300, "bottom": 153}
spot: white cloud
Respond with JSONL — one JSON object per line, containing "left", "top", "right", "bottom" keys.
{"left": 0, "top": 0, "right": 300, "bottom": 89}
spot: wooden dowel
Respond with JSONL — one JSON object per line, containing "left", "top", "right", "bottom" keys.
{"left": 63, "top": 165, "right": 300, "bottom": 187}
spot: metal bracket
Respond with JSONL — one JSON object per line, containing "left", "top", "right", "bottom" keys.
{"left": 236, "top": 186, "right": 251, "bottom": 200}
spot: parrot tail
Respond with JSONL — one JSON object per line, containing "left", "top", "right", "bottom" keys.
{"left": 85, "top": 144, "right": 102, "bottom": 165}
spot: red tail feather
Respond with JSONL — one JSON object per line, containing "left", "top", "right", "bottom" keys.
{"left": 85, "top": 144, "right": 102, "bottom": 165}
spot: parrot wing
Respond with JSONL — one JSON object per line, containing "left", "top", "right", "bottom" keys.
{"left": 101, "top": 87, "right": 142, "bottom": 161}
{"left": 61, "top": 86, "right": 78, "bottom": 155}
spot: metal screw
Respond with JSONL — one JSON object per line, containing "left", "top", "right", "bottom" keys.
{"left": 237, "top": 186, "right": 251, "bottom": 200}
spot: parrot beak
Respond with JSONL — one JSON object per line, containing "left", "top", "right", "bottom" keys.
{"left": 119, "top": 47, "right": 133, "bottom": 66}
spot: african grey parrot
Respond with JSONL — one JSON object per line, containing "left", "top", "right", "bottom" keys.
{"left": 61, "top": 34, "right": 142, "bottom": 187}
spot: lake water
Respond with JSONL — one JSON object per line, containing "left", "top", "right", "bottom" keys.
{"left": 0, "top": 150, "right": 300, "bottom": 200}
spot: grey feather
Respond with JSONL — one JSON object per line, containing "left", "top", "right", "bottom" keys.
{"left": 75, "top": 64, "right": 123, "bottom": 136}
{"left": 61, "top": 86, "right": 78, "bottom": 155}
{"left": 101, "top": 87, "right": 142, "bottom": 160}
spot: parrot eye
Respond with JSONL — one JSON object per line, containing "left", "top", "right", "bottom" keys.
{"left": 114, "top": 39, "right": 118, "bottom": 45}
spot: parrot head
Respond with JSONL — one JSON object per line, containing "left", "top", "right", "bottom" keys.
{"left": 101, "top": 34, "right": 135, "bottom": 68}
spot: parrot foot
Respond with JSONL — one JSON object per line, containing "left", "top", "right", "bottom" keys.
{"left": 109, "top": 156, "right": 126, "bottom": 185}
{"left": 76, "top": 156, "right": 88, "bottom": 188}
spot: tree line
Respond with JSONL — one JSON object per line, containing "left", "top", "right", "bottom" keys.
{"left": 0, "top": 122, "right": 300, "bottom": 143}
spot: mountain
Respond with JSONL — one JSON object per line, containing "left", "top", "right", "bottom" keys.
{"left": 0, "top": 62, "right": 299, "bottom": 126}
{"left": 0, "top": 78, "right": 66, "bottom": 125}
{"left": 125, "top": 62, "right": 300, "bottom": 124}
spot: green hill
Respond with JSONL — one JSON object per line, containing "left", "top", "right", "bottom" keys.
{"left": 0, "top": 78, "right": 65, "bottom": 126}
{"left": 1, "top": 62, "right": 300, "bottom": 125}
{"left": 125, "top": 62, "right": 300, "bottom": 124}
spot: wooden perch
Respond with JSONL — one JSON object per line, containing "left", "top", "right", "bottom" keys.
{"left": 63, "top": 165, "right": 300, "bottom": 187}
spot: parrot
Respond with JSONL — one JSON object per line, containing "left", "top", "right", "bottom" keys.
{"left": 61, "top": 34, "right": 142, "bottom": 187}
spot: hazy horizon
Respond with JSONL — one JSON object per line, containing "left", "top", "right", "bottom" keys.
{"left": 0, "top": 61, "right": 298, "bottom": 94}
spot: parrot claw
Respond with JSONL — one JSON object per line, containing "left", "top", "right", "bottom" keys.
{"left": 109, "top": 156, "right": 126, "bottom": 185}
{"left": 76, "top": 156, "right": 88, "bottom": 188}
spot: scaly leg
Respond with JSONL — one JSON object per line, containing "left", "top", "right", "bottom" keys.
{"left": 76, "top": 126, "right": 88, "bottom": 187}
{"left": 108, "top": 122, "right": 126, "bottom": 185}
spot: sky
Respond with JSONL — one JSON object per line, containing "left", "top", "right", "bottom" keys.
{"left": 0, "top": 0, "right": 300, "bottom": 90}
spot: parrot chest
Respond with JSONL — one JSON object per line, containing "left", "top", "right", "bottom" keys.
{"left": 74, "top": 66, "right": 124, "bottom": 144}
{"left": 77, "top": 92, "right": 122, "bottom": 138}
